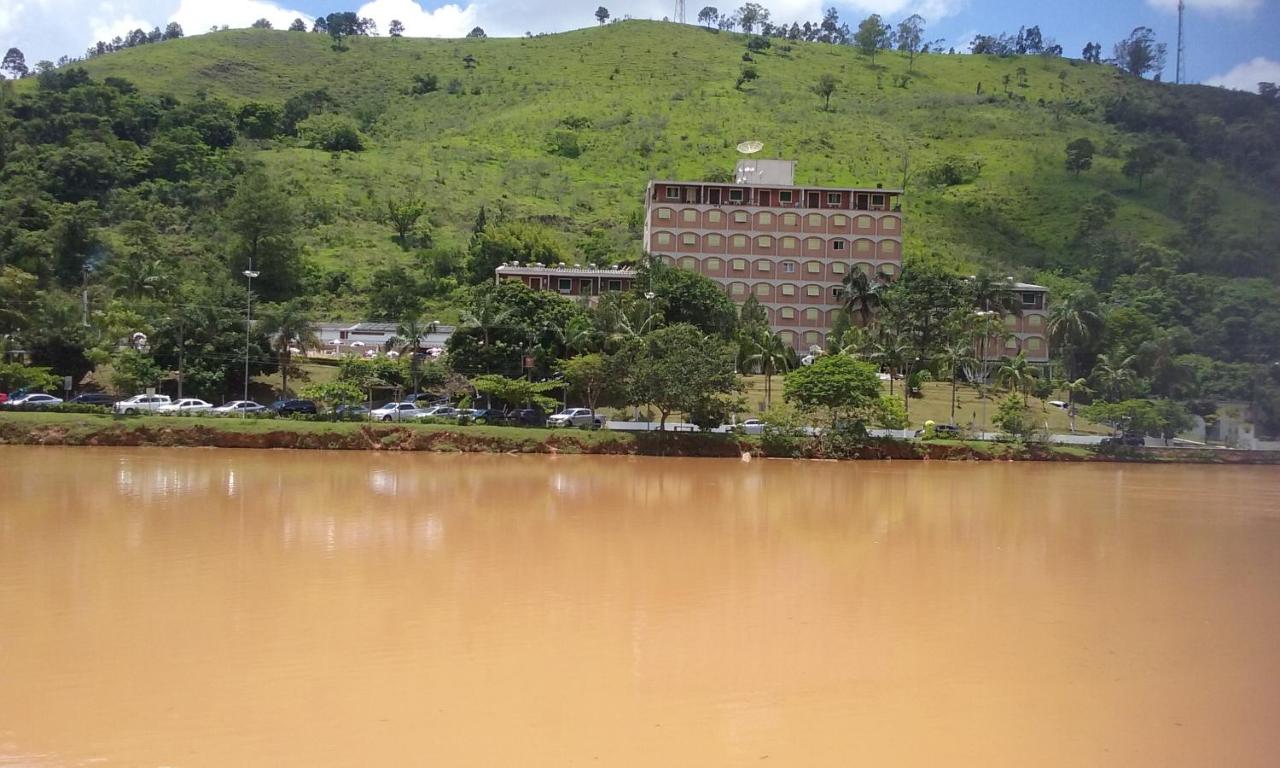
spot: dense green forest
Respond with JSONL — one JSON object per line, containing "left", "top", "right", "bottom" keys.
{"left": 1, "top": 20, "right": 1278, "bottom": 433}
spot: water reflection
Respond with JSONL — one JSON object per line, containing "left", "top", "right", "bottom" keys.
{"left": 1, "top": 447, "right": 1278, "bottom": 768}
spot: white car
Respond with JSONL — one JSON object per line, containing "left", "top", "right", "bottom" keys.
{"left": 6, "top": 393, "right": 64, "bottom": 407}
{"left": 736, "top": 419, "right": 765, "bottom": 435}
{"left": 157, "top": 398, "right": 214, "bottom": 415}
{"left": 547, "top": 408, "right": 603, "bottom": 429}
{"left": 415, "top": 405, "right": 458, "bottom": 420}
{"left": 371, "top": 402, "right": 427, "bottom": 421}
{"left": 212, "top": 400, "right": 267, "bottom": 416}
{"left": 113, "top": 394, "right": 172, "bottom": 414}
{"left": 1047, "top": 400, "right": 1069, "bottom": 410}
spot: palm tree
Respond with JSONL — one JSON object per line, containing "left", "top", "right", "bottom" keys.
{"left": 462, "top": 291, "right": 514, "bottom": 346}
{"left": 995, "top": 352, "right": 1037, "bottom": 405}
{"left": 971, "top": 270, "right": 1021, "bottom": 316}
{"left": 1046, "top": 290, "right": 1103, "bottom": 381}
{"left": 1092, "top": 352, "right": 1138, "bottom": 402}
{"left": 741, "top": 326, "right": 792, "bottom": 409}
{"left": 840, "top": 270, "right": 882, "bottom": 327}
{"left": 967, "top": 310, "right": 1011, "bottom": 386}
{"left": 868, "top": 325, "right": 910, "bottom": 398}
{"left": 595, "top": 292, "right": 661, "bottom": 351}
{"left": 545, "top": 314, "right": 599, "bottom": 357}
{"left": 1064, "top": 377, "right": 1091, "bottom": 432}
{"left": 255, "top": 299, "right": 318, "bottom": 397}
{"left": 938, "top": 338, "right": 978, "bottom": 423}
{"left": 385, "top": 315, "right": 442, "bottom": 393}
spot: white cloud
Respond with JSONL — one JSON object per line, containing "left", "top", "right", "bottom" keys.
{"left": 356, "top": 0, "right": 478, "bottom": 37}
{"left": 90, "top": 14, "right": 153, "bottom": 44}
{"left": 1205, "top": 56, "right": 1280, "bottom": 92}
{"left": 1147, "top": 0, "right": 1261, "bottom": 13}
{"left": 169, "top": 0, "right": 309, "bottom": 34}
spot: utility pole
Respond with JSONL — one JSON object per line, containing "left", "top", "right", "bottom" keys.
{"left": 674, "top": 0, "right": 685, "bottom": 24}
{"left": 1176, "top": 0, "right": 1186, "bottom": 85}
{"left": 243, "top": 262, "right": 260, "bottom": 408}
{"left": 176, "top": 317, "right": 185, "bottom": 400}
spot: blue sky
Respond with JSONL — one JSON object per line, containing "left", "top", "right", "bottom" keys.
{"left": 2, "top": 0, "right": 1277, "bottom": 91}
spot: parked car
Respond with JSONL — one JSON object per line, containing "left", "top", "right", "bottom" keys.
{"left": 113, "top": 394, "right": 172, "bottom": 414}
{"left": 66, "top": 392, "right": 117, "bottom": 406}
{"left": 415, "top": 405, "right": 459, "bottom": 421}
{"left": 155, "top": 398, "right": 214, "bottom": 415}
{"left": 0, "top": 392, "right": 7, "bottom": 405}
{"left": 1101, "top": 432, "right": 1146, "bottom": 447}
{"left": 1047, "top": 400, "right": 1069, "bottom": 411}
{"left": 270, "top": 399, "right": 318, "bottom": 416}
{"left": 496, "top": 407, "right": 547, "bottom": 427}
{"left": 730, "top": 418, "right": 765, "bottom": 435}
{"left": 332, "top": 403, "right": 371, "bottom": 419}
{"left": 547, "top": 408, "right": 603, "bottom": 429}
{"left": 460, "top": 408, "right": 501, "bottom": 424}
{"left": 213, "top": 400, "right": 267, "bottom": 416}
{"left": 915, "top": 424, "right": 962, "bottom": 438}
{"left": 6, "top": 393, "right": 64, "bottom": 408}
{"left": 371, "top": 402, "right": 426, "bottom": 422}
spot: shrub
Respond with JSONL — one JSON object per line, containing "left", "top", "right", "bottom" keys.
{"left": 994, "top": 394, "right": 1032, "bottom": 441}
{"left": 920, "top": 155, "right": 983, "bottom": 187}
{"left": 411, "top": 74, "right": 439, "bottom": 94}
{"left": 298, "top": 114, "right": 364, "bottom": 152}
{"left": 546, "top": 129, "right": 582, "bottom": 158}
{"left": 760, "top": 405, "right": 809, "bottom": 457}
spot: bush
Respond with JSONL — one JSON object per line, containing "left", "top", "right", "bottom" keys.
{"left": 760, "top": 405, "right": 810, "bottom": 457}
{"left": 994, "top": 394, "right": 1032, "bottom": 441}
{"left": 920, "top": 155, "right": 983, "bottom": 187}
{"left": 547, "top": 129, "right": 582, "bottom": 158}
{"left": 874, "top": 396, "right": 908, "bottom": 429}
{"left": 411, "top": 74, "right": 438, "bottom": 94}
{"left": 298, "top": 114, "right": 365, "bottom": 152}
{"left": 819, "top": 420, "right": 868, "bottom": 458}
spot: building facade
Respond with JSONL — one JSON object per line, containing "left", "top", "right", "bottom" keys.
{"left": 495, "top": 264, "right": 636, "bottom": 300}
{"left": 994, "top": 282, "right": 1050, "bottom": 364}
{"left": 642, "top": 160, "right": 904, "bottom": 350}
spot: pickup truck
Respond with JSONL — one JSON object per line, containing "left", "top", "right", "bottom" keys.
{"left": 546, "top": 408, "right": 604, "bottom": 429}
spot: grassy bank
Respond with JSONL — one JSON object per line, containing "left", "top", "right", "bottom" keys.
{"left": 2, "top": 413, "right": 1276, "bottom": 464}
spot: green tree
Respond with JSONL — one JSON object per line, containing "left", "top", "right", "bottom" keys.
{"left": 1091, "top": 352, "right": 1139, "bottom": 402}
{"left": 298, "top": 114, "right": 364, "bottom": 152}
{"left": 255, "top": 298, "right": 318, "bottom": 397}
{"left": 472, "top": 373, "right": 559, "bottom": 411}
{"left": 1046, "top": 289, "right": 1103, "bottom": 385}
{"left": 559, "top": 353, "right": 616, "bottom": 413}
{"left": 853, "top": 14, "right": 892, "bottom": 65}
{"left": 783, "top": 354, "right": 882, "bottom": 428}
{"left": 840, "top": 269, "right": 881, "bottom": 326}
{"left": 461, "top": 288, "right": 516, "bottom": 346}
{"left": 995, "top": 352, "right": 1037, "bottom": 405}
{"left": 386, "top": 198, "right": 427, "bottom": 249}
{"left": 734, "top": 3, "right": 769, "bottom": 33}
{"left": 813, "top": 73, "right": 838, "bottom": 110}
{"left": 619, "top": 323, "right": 740, "bottom": 434}
{"left": 697, "top": 6, "right": 719, "bottom": 27}
{"left": 1112, "top": 27, "right": 1166, "bottom": 79}
{"left": 1065, "top": 137, "right": 1096, "bottom": 177}
{"left": 938, "top": 337, "right": 977, "bottom": 423}
{"left": 595, "top": 6, "right": 610, "bottom": 24}
{"left": 0, "top": 362, "right": 59, "bottom": 393}
{"left": 388, "top": 20, "right": 405, "bottom": 36}
{"left": 642, "top": 258, "right": 739, "bottom": 339}
{"left": 993, "top": 394, "right": 1032, "bottom": 440}
{"left": 110, "top": 347, "right": 163, "bottom": 394}
{"left": 224, "top": 169, "right": 301, "bottom": 301}
{"left": 740, "top": 326, "right": 792, "bottom": 410}
{"left": 365, "top": 264, "right": 423, "bottom": 321}
{"left": 896, "top": 14, "right": 925, "bottom": 70}
{"left": 1122, "top": 143, "right": 1162, "bottom": 191}
{"left": 288, "top": 18, "right": 308, "bottom": 31}
{"left": 468, "top": 221, "right": 567, "bottom": 284}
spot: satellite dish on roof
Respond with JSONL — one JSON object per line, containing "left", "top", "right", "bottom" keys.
{"left": 736, "top": 140, "right": 764, "bottom": 154}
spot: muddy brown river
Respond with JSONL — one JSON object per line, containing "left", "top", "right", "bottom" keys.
{"left": 1, "top": 447, "right": 1278, "bottom": 766}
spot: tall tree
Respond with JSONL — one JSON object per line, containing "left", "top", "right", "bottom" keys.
{"left": 388, "top": 20, "right": 405, "bottom": 37}
{"left": 896, "top": 14, "right": 925, "bottom": 71}
{"left": 619, "top": 323, "right": 739, "bottom": 434}
{"left": 1064, "top": 137, "right": 1096, "bottom": 177}
{"left": 938, "top": 337, "right": 977, "bottom": 423}
{"left": 783, "top": 354, "right": 882, "bottom": 429}
{"left": 1091, "top": 352, "right": 1139, "bottom": 402}
{"left": 1113, "top": 27, "right": 1166, "bottom": 79}
{"left": 995, "top": 352, "right": 1037, "bottom": 405}
{"left": 1122, "top": 142, "right": 1162, "bottom": 191}
{"left": 740, "top": 326, "right": 792, "bottom": 410}
{"left": 1046, "top": 289, "right": 1103, "bottom": 383}
{"left": 255, "top": 299, "right": 318, "bottom": 397}
{"left": 224, "top": 169, "right": 301, "bottom": 301}
{"left": 813, "top": 73, "right": 838, "bottom": 110}
{"left": 841, "top": 270, "right": 882, "bottom": 326}
{"left": 595, "top": 6, "right": 610, "bottom": 24}
{"left": 854, "top": 15, "right": 892, "bottom": 65}
{"left": 2, "top": 48, "right": 27, "bottom": 79}
{"left": 734, "top": 3, "right": 769, "bottom": 33}
{"left": 386, "top": 198, "right": 427, "bottom": 249}
{"left": 697, "top": 6, "right": 719, "bottom": 28}
{"left": 288, "top": 18, "right": 307, "bottom": 32}
{"left": 251, "top": 18, "right": 273, "bottom": 29}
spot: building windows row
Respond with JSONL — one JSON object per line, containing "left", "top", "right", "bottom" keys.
{"left": 652, "top": 208, "right": 901, "bottom": 234}
{"left": 653, "top": 231, "right": 900, "bottom": 257}
{"left": 673, "top": 255, "right": 900, "bottom": 280}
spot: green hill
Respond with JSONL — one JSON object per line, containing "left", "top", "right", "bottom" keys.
{"left": 58, "top": 22, "right": 1280, "bottom": 284}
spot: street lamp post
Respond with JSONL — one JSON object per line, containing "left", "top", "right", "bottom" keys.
{"left": 243, "top": 264, "right": 260, "bottom": 409}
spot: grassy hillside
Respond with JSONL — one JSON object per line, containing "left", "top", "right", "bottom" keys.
{"left": 62, "top": 22, "right": 1280, "bottom": 300}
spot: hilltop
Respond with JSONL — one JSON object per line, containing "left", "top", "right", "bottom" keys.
{"left": 56, "top": 22, "right": 1279, "bottom": 290}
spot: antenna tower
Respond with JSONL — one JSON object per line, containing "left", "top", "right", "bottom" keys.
{"left": 674, "top": 0, "right": 686, "bottom": 24}
{"left": 1176, "top": 0, "right": 1186, "bottom": 84}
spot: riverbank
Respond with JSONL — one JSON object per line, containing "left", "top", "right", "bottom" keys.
{"left": 1, "top": 413, "right": 1276, "bottom": 464}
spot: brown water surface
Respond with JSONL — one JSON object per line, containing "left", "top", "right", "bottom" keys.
{"left": 1, "top": 447, "right": 1278, "bottom": 766}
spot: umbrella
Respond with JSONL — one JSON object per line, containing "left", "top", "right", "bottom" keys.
{"left": 350, "top": 341, "right": 366, "bottom": 347}
{"left": 386, "top": 351, "right": 400, "bottom": 358}
{"left": 329, "top": 339, "right": 343, "bottom": 346}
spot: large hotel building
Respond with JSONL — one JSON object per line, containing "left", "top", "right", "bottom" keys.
{"left": 495, "top": 158, "right": 1048, "bottom": 363}
{"left": 642, "top": 159, "right": 903, "bottom": 351}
